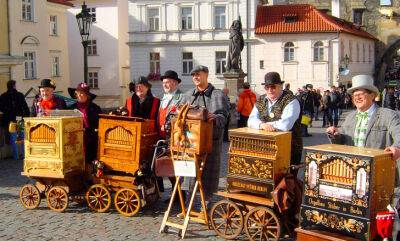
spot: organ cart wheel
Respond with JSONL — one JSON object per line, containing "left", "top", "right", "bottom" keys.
{"left": 46, "top": 186, "right": 69, "bottom": 212}
{"left": 210, "top": 199, "right": 244, "bottom": 240}
{"left": 85, "top": 184, "right": 111, "bottom": 213}
{"left": 19, "top": 184, "right": 41, "bottom": 209}
{"left": 114, "top": 188, "right": 141, "bottom": 217}
{"left": 244, "top": 206, "right": 281, "bottom": 241}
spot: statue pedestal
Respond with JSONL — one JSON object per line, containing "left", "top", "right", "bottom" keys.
{"left": 223, "top": 70, "right": 247, "bottom": 102}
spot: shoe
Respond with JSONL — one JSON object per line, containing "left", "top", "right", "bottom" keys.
{"left": 303, "top": 134, "right": 312, "bottom": 137}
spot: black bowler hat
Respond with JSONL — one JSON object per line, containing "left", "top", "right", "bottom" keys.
{"left": 190, "top": 65, "right": 209, "bottom": 75}
{"left": 38, "top": 78, "right": 56, "bottom": 89}
{"left": 135, "top": 76, "right": 152, "bottom": 88}
{"left": 261, "top": 72, "right": 284, "bottom": 85}
{"left": 160, "top": 70, "right": 181, "bottom": 83}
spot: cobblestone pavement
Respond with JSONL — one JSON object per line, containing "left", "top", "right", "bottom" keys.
{"left": 0, "top": 115, "right": 337, "bottom": 241}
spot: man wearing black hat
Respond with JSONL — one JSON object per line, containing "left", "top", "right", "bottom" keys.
{"left": 182, "top": 65, "right": 229, "bottom": 207}
{"left": 156, "top": 70, "right": 184, "bottom": 196}
{"left": 31, "top": 79, "right": 67, "bottom": 116}
{"left": 248, "top": 72, "right": 303, "bottom": 166}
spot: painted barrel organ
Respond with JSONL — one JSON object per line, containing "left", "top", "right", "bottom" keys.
{"left": 226, "top": 127, "right": 292, "bottom": 198}
{"left": 300, "top": 144, "right": 394, "bottom": 241}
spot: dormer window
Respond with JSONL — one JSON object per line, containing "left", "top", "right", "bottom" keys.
{"left": 284, "top": 14, "right": 298, "bottom": 23}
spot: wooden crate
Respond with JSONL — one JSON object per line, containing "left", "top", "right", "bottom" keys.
{"left": 300, "top": 144, "right": 394, "bottom": 241}
{"left": 23, "top": 116, "right": 84, "bottom": 179}
{"left": 226, "top": 128, "right": 291, "bottom": 198}
{"left": 170, "top": 119, "right": 213, "bottom": 155}
{"left": 97, "top": 115, "right": 157, "bottom": 175}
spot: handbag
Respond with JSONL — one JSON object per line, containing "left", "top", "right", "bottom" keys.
{"left": 301, "top": 114, "right": 311, "bottom": 126}
{"left": 177, "top": 104, "right": 208, "bottom": 121}
{"left": 155, "top": 155, "right": 175, "bottom": 177}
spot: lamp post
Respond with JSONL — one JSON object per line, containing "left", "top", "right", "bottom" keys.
{"left": 76, "top": 2, "right": 93, "bottom": 83}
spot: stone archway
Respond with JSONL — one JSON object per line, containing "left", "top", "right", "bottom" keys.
{"left": 377, "top": 38, "right": 400, "bottom": 87}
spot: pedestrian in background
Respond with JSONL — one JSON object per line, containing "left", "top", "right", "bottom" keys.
{"left": 298, "top": 84, "right": 314, "bottom": 137}
{"left": 222, "top": 88, "right": 231, "bottom": 142}
{"left": 237, "top": 82, "right": 256, "bottom": 128}
{"left": 383, "top": 85, "right": 397, "bottom": 110}
{"left": 321, "top": 90, "right": 333, "bottom": 127}
{"left": 329, "top": 85, "right": 340, "bottom": 127}
{"left": 313, "top": 89, "right": 322, "bottom": 121}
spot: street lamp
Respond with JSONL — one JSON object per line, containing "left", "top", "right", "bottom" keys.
{"left": 76, "top": 2, "right": 93, "bottom": 83}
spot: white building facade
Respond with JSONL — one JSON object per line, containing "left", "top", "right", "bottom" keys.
{"left": 68, "top": 0, "right": 130, "bottom": 108}
{"left": 8, "top": 0, "right": 72, "bottom": 104}
{"left": 128, "top": 0, "right": 259, "bottom": 96}
{"left": 253, "top": 4, "right": 375, "bottom": 93}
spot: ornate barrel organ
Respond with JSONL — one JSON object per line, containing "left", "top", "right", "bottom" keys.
{"left": 97, "top": 115, "right": 158, "bottom": 175}
{"left": 23, "top": 116, "right": 84, "bottom": 178}
{"left": 300, "top": 144, "right": 394, "bottom": 241}
{"left": 227, "top": 128, "right": 291, "bottom": 198}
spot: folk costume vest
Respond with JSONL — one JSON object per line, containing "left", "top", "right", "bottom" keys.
{"left": 255, "top": 91, "right": 303, "bottom": 164}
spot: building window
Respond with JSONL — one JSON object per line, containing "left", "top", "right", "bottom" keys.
{"left": 353, "top": 9, "right": 364, "bottom": 26}
{"left": 313, "top": 41, "right": 324, "bottom": 61}
{"left": 356, "top": 43, "right": 360, "bottom": 62}
{"left": 24, "top": 51, "right": 36, "bottom": 79}
{"left": 284, "top": 42, "right": 295, "bottom": 62}
{"left": 369, "top": 44, "right": 372, "bottom": 62}
{"left": 51, "top": 56, "right": 60, "bottom": 77}
{"left": 88, "top": 40, "right": 97, "bottom": 55}
{"left": 340, "top": 41, "right": 345, "bottom": 60}
{"left": 181, "top": 7, "right": 192, "bottom": 30}
{"left": 260, "top": 60, "right": 264, "bottom": 69}
{"left": 380, "top": 0, "right": 392, "bottom": 6}
{"left": 362, "top": 44, "right": 366, "bottom": 62}
{"left": 89, "top": 7, "right": 96, "bottom": 22}
{"left": 214, "top": 6, "right": 226, "bottom": 29}
{"left": 182, "top": 52, "right": 193, "bottom": 75}
{"left": 349, "top": 40, "right": 353, "bottom": 62}
{"left": 150, "top": 52, "right": 160, "bottom": 74}
{"left": 148, "top": 8, "right": 160, "bottom": 31}
{"left": 22, "top": 0, "right": 33, "bottom": 21}
{"left": 50, "top": 15, "right": 57, "bottom": 35}
{"left": 215, "top": 51, "right": 226, "bottom": 74}
{"left": 88, "top": 71, "right": 99, "bottom": 89}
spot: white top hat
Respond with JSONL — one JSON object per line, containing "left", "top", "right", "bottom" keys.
{"left": 347, "top": 75, "right": 379, "bottom": 95}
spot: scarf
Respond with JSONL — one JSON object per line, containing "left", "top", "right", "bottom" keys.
{"left": 39, "top": 97, "right": 56, "bottom": 111}
{"left": 77, "top": 101, "right": 90, "bottom": 128}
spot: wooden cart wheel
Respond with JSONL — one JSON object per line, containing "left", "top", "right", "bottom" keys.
{"left": 19, "top": 184, "right": 41, "bottom": 209}
{"left": 114, "top": 188, "right": 141, "bottom": 217}
{"left": 86, "top": 184, "right": 111, "bottom": 213}
{"left": 244, "top": 206, "right": 281, "bottom": 241}
{"left": 210, "top": 199, "right": 244, "bottom": 240}
{"left": 46, "top": 186, "right": 69, "bottom": 212}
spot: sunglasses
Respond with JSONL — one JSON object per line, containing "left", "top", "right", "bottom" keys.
{"left": 264, "top": 85, "right": 277, "bottom": 90}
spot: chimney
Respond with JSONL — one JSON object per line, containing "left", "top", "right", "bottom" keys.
{"left": 332, "top": 0, "right": 340, "bottom": 18}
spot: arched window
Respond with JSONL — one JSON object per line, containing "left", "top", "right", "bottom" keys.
{"left": 284, "top": 42, "right": 295, "bottom": 62}
{"left": 313, "top": 41, "right": 324, "bottom": 61}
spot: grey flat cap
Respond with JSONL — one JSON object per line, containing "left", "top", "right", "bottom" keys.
{"left": 190, "top": 65, "right": 209, "bottom": 75}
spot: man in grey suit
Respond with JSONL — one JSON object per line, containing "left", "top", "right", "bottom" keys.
{"left": 326, "top": 74, "right": 400, "bottom": 161}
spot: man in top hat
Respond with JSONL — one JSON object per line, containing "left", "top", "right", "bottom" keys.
{"left": 248, "top": 72, "right": 303, "bottom": 167}
{"left": 68, "top": 83, "right": 102, "bottom": 164}
{"left": 31, "top": 79, "right": 67, "bottom": 116}
{"left": 125, "top": 76, "right": 159, "bottom": 120}
{"left": 327, "top": 75, "right": 400, "bottom": 161}
{"left": 182, "top": 65, "right": 229, "bottom": 207}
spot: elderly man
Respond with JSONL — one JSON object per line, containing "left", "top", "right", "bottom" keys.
{"left": 327, "top": 75, "right": 400, "bottom": 161}
{"left": 31, "top": 79, "right": 66, "bottom": 116}
{"left": 182, "top": 65, "right": 229, "bottom": 206}
{"left": 248, "top": 72, "right": 303, "bottom": 167}
{"left": 156, "top": 70, "right": 184, "bottom": 196}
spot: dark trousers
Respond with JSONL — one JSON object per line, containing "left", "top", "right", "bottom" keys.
{"left": 223, "top": 114, "right": 231, "bottom": 141}
{"left": 322, "top": 108, "right": 332, "bottom": 127}
{"left": 237, "top": 114, "right": 249, "bottom": 128}
{"left": 330, "top": 107, "right": 339, "bottom": 127}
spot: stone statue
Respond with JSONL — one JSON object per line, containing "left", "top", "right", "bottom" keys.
{"left": 227, "top": 17, "right": 244, "bottom": 72}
